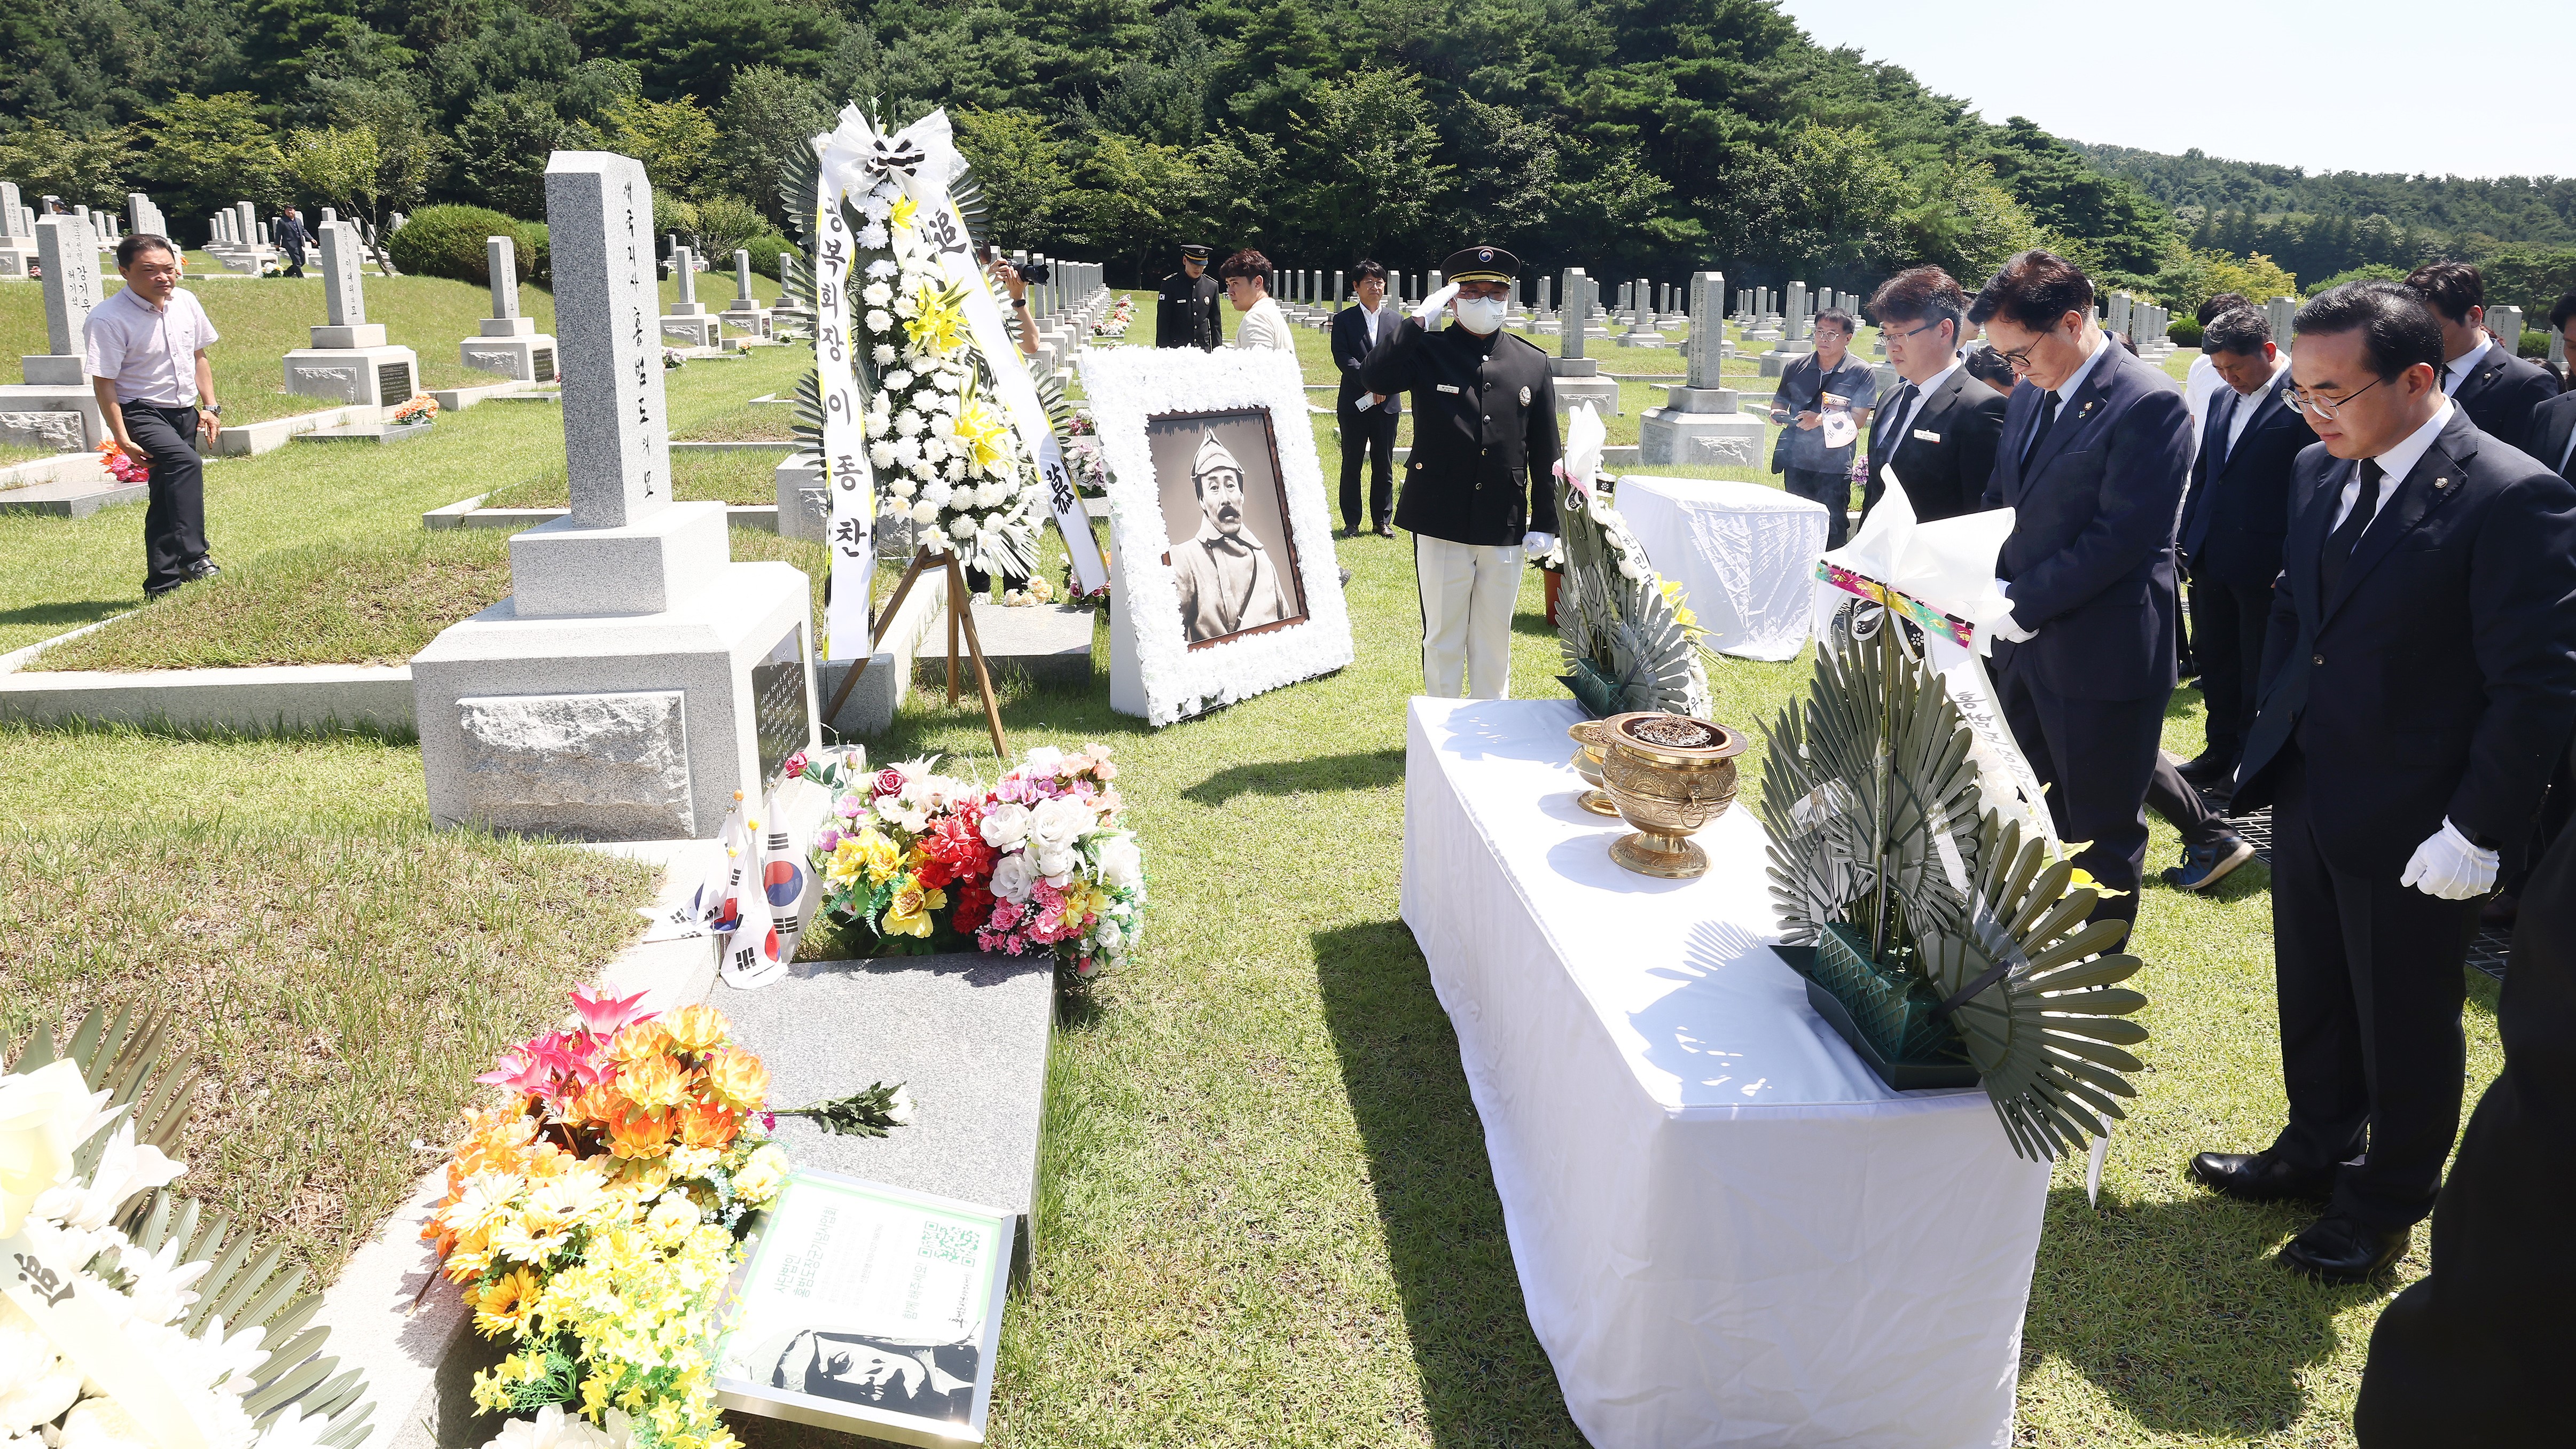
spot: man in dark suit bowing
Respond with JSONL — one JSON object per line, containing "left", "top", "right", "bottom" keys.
{"left": 1859, "top": 265, "right": 2005, "bottom": 523}
{"left": 2191, "top": 280, "right": 2576, "bottom": 1286}
{"left": 2173, "top": 306, "right": 2314, "bottom": 797}
{"left": 2406, "top": 261, "right": 2560, "bottom": 452}
{"left": 1332, "top": 260, "right": 1401, "bottom": 537}
{"left": 1971, "top": 250, "right": 2199, "bottom": 925}
{"left": 2530, "top": 384, "right": 2576, "bottom": 482}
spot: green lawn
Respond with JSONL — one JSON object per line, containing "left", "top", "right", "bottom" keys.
{"left": 0, "top": 279, "right": 2483, "bottom": 1447}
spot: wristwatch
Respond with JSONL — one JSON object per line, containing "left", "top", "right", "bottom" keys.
{"left": 206, "top": 402, "right": 223, "bottom": 416}
{"left": 1011, "top": 297, "right": 1028, "bottom": 309}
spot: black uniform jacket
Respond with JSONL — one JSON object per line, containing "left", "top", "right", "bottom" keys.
{"left": 2176, "top": 370, "right": 2316, "bottom": 591}
{"left": 1860, "top": 364, "right": 2007, "bottom": 522}
{"left": 1154, "top": 270, "right": 1224, "bottom": 350}
{"left": 1359, "top": 316, "right": 1561, "bottom": 547}
{"left": 2449, "top": 340, "right": 2561, "bottom": 453}
{"left": 2233, "top": 410, "right": 2576, "bottom": 877}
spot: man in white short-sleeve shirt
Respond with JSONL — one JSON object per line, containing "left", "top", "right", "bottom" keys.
{"left": 86, "top": 233, "right": 223, "bottom": 598}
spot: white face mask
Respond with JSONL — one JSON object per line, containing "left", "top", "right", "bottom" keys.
{"left": 1454, "top": 296, "right": 1507, "bottom": 335}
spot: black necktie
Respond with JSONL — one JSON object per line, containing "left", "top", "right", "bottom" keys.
{"left": 2021, "top": 390, "right": 2061, "bottom": 466}
{"left": 1878, "top": 382, "right": 1917, "bottom": 454}
{"left": 2320, "top": 459, "right": 2385, "bottom": 602}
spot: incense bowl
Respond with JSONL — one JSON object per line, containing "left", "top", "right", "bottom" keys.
{"left": 1565, "top": 720, "right": 1621, "bottom": 817}
{"left": 1599, "top": 711, "right": 1745, "bottom": 878}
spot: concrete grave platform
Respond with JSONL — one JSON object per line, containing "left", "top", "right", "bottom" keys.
{"left": 712, "top": 951, "right": 1057, "bottom": 1261}
{"left": 0, "top": 663, "right": 414, "bottom": 732}
{"left": 422, "top": 497, "right": 779, "bottom": 532}
{"left": 293, "top": 421, "right": 435, "bottom": 445}
{"left": 917, "top": 599, "right": 1095, "bottom": 689}
{"left": 0, "top": 476, "right": 146, "bottom": 517}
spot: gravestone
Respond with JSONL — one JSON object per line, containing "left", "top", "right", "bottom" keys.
{"left": 0, "top": 183, "right": 32, "bottom": 279}
{"left": 459, "top": 235, "right": 559, "bottom": 383}
{"left": 1619, "top": 272, "right": 1667, "bottom": 347}
{"left": 413, "top": 150, "right": 818, "bottom": 842}
{"left": 2550, "top": 324, "right": 2567, "bottom": 371}
{"left": 720, "top": 247, "right": 772, "bottom": 339}
{"left": 0, "top": 215, "right": 110, "bottom": 450}
{"left": 2107, "top": 293, "right": 2132, "bottom": 342}
{"left": 1332, "top": 269, "right": 1345, "bottom": 308}
{"left": 1549, "top": 270, "right": 1620, "bottom": 416}
{"left": 2266, "top": 296, "right": 2298, "bottom": 351}
{"left": 1761, "top": 280, "right": 1816, "bottom": 375}
{"left": 1747, "top": 285, "right": 1781, "bottom": 342}
{"left": 660, "top": 245, "right": 719, "bottom": 346}
{"left": 1640, "top": 270, "right": 1763, "bottom": 467}
{"left": 1534, "top": 273, "right": 1554, "bottom": 330}
{"left": 2487, "top": 304, "right": 2525, "bottom": 356}
{"left": 281, "top": 221, "right": 421, "bottom": 405}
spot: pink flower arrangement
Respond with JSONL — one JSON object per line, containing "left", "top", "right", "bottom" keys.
{"left": 97, "top": 440, "right": 148, "bottom": 484}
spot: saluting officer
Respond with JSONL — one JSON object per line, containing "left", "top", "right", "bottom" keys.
{"left": 1154, "top": 243, "right": 1225, "bottom": 351}
{"left": 1359, "top": 244, "right": 1560, "bottom": 699}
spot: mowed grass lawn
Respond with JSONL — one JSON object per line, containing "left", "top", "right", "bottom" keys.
{"left": 1, "top": 283, "right": 2489, "bottom": 1446}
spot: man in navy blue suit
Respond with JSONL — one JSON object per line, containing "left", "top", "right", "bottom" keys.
{"left": 1971, "top": 250, "right": 2204, "bottom": 925}
{"left": 2190, "top": 281, "right": 2576, "bottom": 1286}
{"left": 2174, "top": 307, "right": 2315, "bottom": 796}
{"left": 2406, "top": 261, "right": 2561, "bottom": 453}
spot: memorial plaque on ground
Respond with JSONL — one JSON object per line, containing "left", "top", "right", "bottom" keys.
{"left": 751, "top": 624, "right": 810, "bottom": 780}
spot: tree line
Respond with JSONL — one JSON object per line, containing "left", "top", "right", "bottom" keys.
{"left": 4, "top": 0, "right": 2559, "bottom": 315}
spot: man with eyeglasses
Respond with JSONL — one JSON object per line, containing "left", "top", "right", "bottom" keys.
{"left": 2194, "top": 280, "right": 2576, "bottom": 1286}
{"left": 87, "top": 233, "right": 223, "bottom": 599}
{"left": 1859, "top": 265, "right": 2005, "bottom": 524}
{"left": 1971, "top": 249, "right": 2198, "bottom": 930}
{"left": 1359, "top": 245, "right": 1559, "bottom": 699}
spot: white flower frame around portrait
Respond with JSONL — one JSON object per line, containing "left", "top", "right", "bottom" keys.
{"left": 1078, "top": 347, "right": 1354, "bottom": 725}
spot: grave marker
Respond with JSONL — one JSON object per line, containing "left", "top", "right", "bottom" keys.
{"left": 459, "top": 234, "right": 560, "bottom": 383}
{"left": 1640, "top": 269, "right": 1761, "bottom": 466}
{"left": 720, "top": 246, "right": 773, "bottom": 340}
{"left": 0, "top": 182, "right": 32, "bottom": 279}
{"left": 0, "top": 214, "right": 111, "bottom": 448}
{"left": 281, "top": 222, "right": 420, "bottom": 405}
{"left": 1550, "top": 270, "right": 1619, "bottom": 416}
{"left": 661, "top": 243, "right": 719, "bottom": 346}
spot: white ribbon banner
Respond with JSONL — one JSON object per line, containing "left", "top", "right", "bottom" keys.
{"left": 812, "top": 110, "right": 876, "bottom": 661}
{"left": 3, "top": 1225, "right": 209, "bottom": 1449}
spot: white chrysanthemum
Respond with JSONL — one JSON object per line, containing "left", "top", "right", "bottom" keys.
{"left": 941, "top": 459, "right": 964, "bottom": 482}
{"left": 884, "top": 369, "right": 913, "bottom": 391}
{"left": 868, "top": 441, "right": 896, "bottom": 468}
{"left": 871, "top": 342, "right": 896, "bottom": 366}
{"left": 865, "top": 259, "right": 896, "bottom": 279}
{"left": 887, "top": 477, "right": 917, "bottom": 500}
{"left": 894, "top": 409, "right": 923, "bottom": 438}
{"left": 908, "top": 501, "right": 938, "bottom": 526}
{"left": 921, "top": 481, "right": 953, "bottom": 510}
{"left": 909, "top": 458, "right": 936, "bottom": 480}
{"left": 860, "top": 281, "right": 891, "bottom": 306}
{"left": 477, "top": 1404, "right": 617, "bottom": 1449}
{"left": 856, "top": 222, "right": 888, "bottom": 248}
{"left": 890, "top": 435, "right": 921, "bottom": 466}
{"left": 863, "top": 308, "right": 892, "bottom": 333}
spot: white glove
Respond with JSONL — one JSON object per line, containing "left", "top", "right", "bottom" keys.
{"left": 1986, "top": 580, "right": 2036, "bottom": 641}
{"left": 1414, "top": 281, "right": 1460, "bottom": 329}
{"left": 1522, "top": 532, "right": 1556, "bottom": 553}
{"left": 2400, "top": 819, "right": 2499, "bottom": 899}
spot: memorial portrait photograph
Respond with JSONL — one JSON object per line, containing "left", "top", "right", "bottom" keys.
{"left": 1146, "top": 408, "right": 1309, "bottom": 648}
{"left": 749, "top": 1327, "right": 978, "bottom": 1425}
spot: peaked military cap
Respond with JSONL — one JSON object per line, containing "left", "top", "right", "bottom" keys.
{"left": 1180, "top": 244, "right": 1212, "bottom": 262}
{"left": 1442, "top": 245, "right": 1518, "bottom": 285}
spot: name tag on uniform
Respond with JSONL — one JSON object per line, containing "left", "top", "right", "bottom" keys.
{"left": 1436, "top": 384, "right": 1461, "bottom": 394}
{"left": 1913, "top": 428, "right": 1942, "bottom": 442}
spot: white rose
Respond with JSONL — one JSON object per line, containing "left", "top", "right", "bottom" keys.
{"left": 864, "top": 308, "right": 892, "bottom": 333}
{"left": 862, "top": 281, "right": 892, "bottom": 306}
{"left": 989, "top": 852, "right": 1037, "bottom": 904}
{"left": 979, "top": 802, "right": 1031, "bottom": 849}
{"left": 1033, "top": 841, "right": 1076, "bottom": 881}
{"left": 1093, "top": 918, "right": 1124, "bottom": 951}
{"left": 909, "top": 501, "right": 937, "bottom": 525}
{"left": 1028, "top": 794, "right": 1089, "bottom": 850}
{"left": 1095, "top": 832, "right": 1144, "bottom": 891}
{"left": 1023, "top": 745, "right": 1065, "bottom": 776}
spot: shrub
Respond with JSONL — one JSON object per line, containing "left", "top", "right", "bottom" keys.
{"left": 2167, "top": 317, "right": 2203, "bottom": 349}
{"left": 2522, "top": 328, "right": 2553, "bottom": 361}
{"left": 387, "top": 205, "right": 548, "bottom": 287}
{"left": 743, "top": 233, "right": 800, "bottom": 279}
{"left": 691, "top": 194, "right": 768, "bottom": 259}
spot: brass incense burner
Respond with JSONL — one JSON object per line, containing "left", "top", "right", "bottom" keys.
{"left": 1565, "top": 720, "right": 1622, "bottom": 817}
{"left": 1598, "top": 711, "right": 1745, "bottom": 878}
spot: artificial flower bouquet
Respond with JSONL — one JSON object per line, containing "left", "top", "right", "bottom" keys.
{"left": 389, "top": 393, "right": 440, "bottom": 428}
{"left": 1062, "top": 412, "right": 1109, "bottom": 496}
{"left": 425, "top": 986, "right": 789, "bottom": 1449}
{"left": 1090, "top": 296, "right": 1134, "bottom": 340}
{"left": 96, "top": 440, "right": 148, "bottom": 484}
{"left": 1001, "top": 576, "right": 1056, "bottom": 607}
{"left": 804, "top": 743, "right": 1146, "bottom": 981}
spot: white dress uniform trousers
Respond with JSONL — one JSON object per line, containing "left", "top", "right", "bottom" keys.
{"left": 1415, "top": 535, "right": 1522, "bottom": 698}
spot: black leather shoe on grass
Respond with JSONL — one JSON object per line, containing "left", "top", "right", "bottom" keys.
{"left": 2189, "top": 1150, "right": 2336, "bottom": 1204}
{"left": 183, "top": 557, "right": 222, "bottom": 583}
{"left": 2174, "top": 750, "right": 2237, "bottom": 786}
{"left": 2163, "top": 833, "right": 2255, "bottom": 892}
{"left": 2277, "top": 1211, "right": 2409, "bottom": 1286}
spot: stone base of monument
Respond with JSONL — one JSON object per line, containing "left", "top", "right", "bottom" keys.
{"left": 0, "top": 360, "right": 111, "bottom": 448}
{"left": 917, "top": 599, "right": 1094, "bottom": 689}
{"left": 813, "top": 580, "right": 945, "bottom": 738}
{"left": 412, "top": 504, "right": 817, "bottom": 841}
{"left": 1551, "top": 358, "right": 1622, "bottom": 416}
{"left": 283, "top": 339, "right": 423, "bottom": 406}
{"left": 719, "top": 304, "right": 771, "bottom": 336}
{"left": 458, "top": 333, "right": 559, "bottom": 383}
{"left": 0, "top": 476, "right": 146, "bottom": 517}
{"left": 1758, "top": 343, "right": 1818, "bottom": 378}
{"left": 0, "top": 244, "right": 33, "bottom": 279}
{"left": 660, "top": 314, "right": 720, "bottom": 347}
{"left": 1639, "top": 399, "right": 1767, "bottom": 468}
{"left": 293, "top": 421, "right": 435, "bottom": 446}
{"left": 1616, "top": 328, "right": 1670, "bottom": 348}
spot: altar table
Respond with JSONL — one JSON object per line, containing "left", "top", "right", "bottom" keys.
{"left": 1399, "top": 696, "right": 2049, "bottom": 1448}
{"left": 1615, "top": 474, "right": 1829, "bottom": 661}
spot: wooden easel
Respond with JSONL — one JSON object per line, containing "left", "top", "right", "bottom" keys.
{"left": 821, "top": 547, "right": 1009, "bottom": 759}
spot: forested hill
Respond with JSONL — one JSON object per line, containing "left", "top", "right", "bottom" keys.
{"left": 2073, "top": 140, "right": 2576, "bottom": 256}
{"left": 0, "top": 0, "right": 2190, "bottom": 292}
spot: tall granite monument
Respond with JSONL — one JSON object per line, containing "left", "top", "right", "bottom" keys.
{"left": 0, "top": 215, "right": 108, "bottom": 449}
{"left": 281, "top": 222, "right": 420, "bottom": 405}
{"left": 459, "top": 234, "right": 559, "bottom": 383}
{"left": 1639, "top": 271, "right": 1764, "bottom": 467}
{"left": 412, "top": 152, "right": 817, "bottom": 841}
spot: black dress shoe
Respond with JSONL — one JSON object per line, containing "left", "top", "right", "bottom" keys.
{"left": 2189, "top": 1150, "right": 2336, "bottom": 1203}
{"left": 2277, "top": 1211, "right": 2409, "bottom": 1286}
{"left": 183, "top": 557, "right": 221, "bottom": 583}
{"left": 1374, "top": 523, "right": 1395, "bottom": 538}
{"left": 2174, "top": 750, "right": 2237, "bottom": 786}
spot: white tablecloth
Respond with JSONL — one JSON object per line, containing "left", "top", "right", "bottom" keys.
{"left": 1400, "top": 696, "right": 2048, "bottom": 1448}
{"left": 1615, "top": 475, "right": 1828, "bottom": 661}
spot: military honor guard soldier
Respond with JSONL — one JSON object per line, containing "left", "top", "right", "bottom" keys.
{"left": 1358, "top": 245, "right": 1560, "bottom": 699}
{"left": 1155, "top": 243, "right": 1225, "bottom": 351}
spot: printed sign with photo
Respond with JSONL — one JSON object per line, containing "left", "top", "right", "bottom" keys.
{"left": 1077, "top": 348, "right": 1354, "bottom": 724}
{"left": 1146, "top": 408, "right": 1310, "bottom": 648}
{"left": 714, "top": 1169, "right": 1014, "bottom": 1446}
